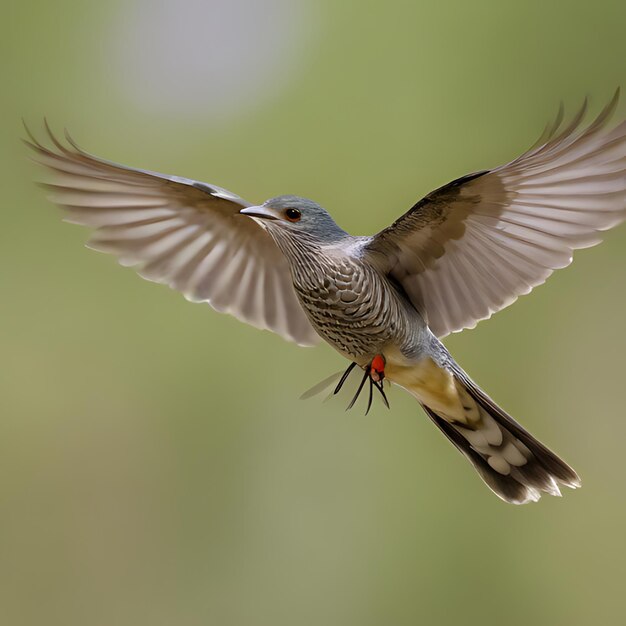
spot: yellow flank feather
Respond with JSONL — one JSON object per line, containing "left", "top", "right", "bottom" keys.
{"left": 384, "top": 349, "right": 481, "bottom": 427}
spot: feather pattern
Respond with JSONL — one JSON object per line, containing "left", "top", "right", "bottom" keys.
{"left": 25, "top": 123, "right": 319, "bottom": 346}
{"left": 365, "top": 92, "right": 626, "bottom": 337}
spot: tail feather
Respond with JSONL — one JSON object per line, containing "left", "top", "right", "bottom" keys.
{"left": 422, "top": 362, "right": 580, "bottom": 504}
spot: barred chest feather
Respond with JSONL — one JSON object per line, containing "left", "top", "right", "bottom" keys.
{"left": 291, "top": 255, "right": 407, "bottom": 359}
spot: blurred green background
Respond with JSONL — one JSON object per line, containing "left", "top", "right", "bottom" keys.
{"left": 3, "top": 1, "right": 626, "bottom": 625}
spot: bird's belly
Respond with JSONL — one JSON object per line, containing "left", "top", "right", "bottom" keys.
{"left": 294, "top": 283, "right": 409, "bottom": 361}
{"left": 307, "top": 307, "right": 393, "bottom": 359}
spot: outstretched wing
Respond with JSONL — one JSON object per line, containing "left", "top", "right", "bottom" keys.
{"left": 364, "top": 92, "right": 626, "bottom": 338}
{"left": 25, "top": 123, "right": 320, "bottom": 346}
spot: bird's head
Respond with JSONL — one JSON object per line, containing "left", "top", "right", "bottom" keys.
{"left": 240, "top": 195, "right": 347, "bottom": 247}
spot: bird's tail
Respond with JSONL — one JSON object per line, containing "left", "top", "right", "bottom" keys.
{"left": 399, "top": 357, "right": 581, "bottom": 504}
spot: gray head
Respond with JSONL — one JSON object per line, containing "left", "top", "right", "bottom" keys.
{"left": 239, "top": 195, "right": 347, "bottom": 245}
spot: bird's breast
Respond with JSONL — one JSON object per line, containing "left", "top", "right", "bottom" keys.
{"left": 292, "top": 258, "right": 409, "bottom": 359}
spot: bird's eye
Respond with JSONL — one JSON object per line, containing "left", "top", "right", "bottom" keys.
{"left": 284, "top": 208, "right": 301, "bottom": 222}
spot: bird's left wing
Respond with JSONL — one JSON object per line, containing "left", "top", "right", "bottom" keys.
{"left": 25, "top": 124, "right": 320, "bottom": 346}
{"left": 364, "top": 93, "right": 626, "bottom": 338}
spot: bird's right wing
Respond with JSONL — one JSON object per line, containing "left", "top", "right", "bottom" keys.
{"left": 25, "top": 124, "right": 320, "bottom": 347}
{"left": 364, "top": 93, "right": 626, "bottom": 338}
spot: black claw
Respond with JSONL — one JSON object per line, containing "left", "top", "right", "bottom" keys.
{"left": 334, "top": 361, "right": 357, "bottom": 395}
{"left": 335, "top": 360, "right": 391, "bottom": 413}
{"left": 347, "top": 367, "right": 369, "bottom": 411}
{"left": 365, "top": 377, "right": 374, "bottom": 415}
{"left": 374, "top": 380, "right": 390, "bottom": 409}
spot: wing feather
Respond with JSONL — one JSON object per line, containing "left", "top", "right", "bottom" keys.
{"left": 365, "top": 93, "right": 626, "bottom": 336}
{"left": 26, "top": 124, "right": 319, "bottom": 346}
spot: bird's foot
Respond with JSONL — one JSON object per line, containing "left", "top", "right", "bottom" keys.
{"left": 370, "top": 354, "right": 385, "bottom": 383}
{"left": 334, "top": 355, "right": 390, "bottom": 414}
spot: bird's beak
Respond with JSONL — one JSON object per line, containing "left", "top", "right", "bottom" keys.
{"left": 239, "top": 205, "right": 279, "bottom": 220}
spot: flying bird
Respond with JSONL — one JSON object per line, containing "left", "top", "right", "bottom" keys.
{"left": 25, "top": 93, "right": 626, "bottom": 504}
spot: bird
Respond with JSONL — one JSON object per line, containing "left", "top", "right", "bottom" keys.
{"left": 24, "top": 92, "right": 626, "bottom": 504}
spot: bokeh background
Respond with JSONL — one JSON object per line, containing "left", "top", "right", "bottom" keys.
{"left": 3, "top": 1, "right": 626, "bottom": 625}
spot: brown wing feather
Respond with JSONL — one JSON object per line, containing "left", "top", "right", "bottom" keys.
{"left": 25, "top": 123, "right": 319, "bottom": 346}
{"left": 365, "top": 92, "right": 626, "bottom": 337}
